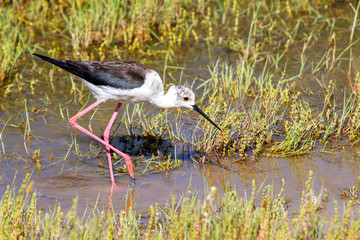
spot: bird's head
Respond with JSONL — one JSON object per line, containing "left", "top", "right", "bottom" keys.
{"left": 170, "top": 85, "right": 222, "bottom": 131}
{"left": 168, "top": 85, "right": 196, "bottom": 109}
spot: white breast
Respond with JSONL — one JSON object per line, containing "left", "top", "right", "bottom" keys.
{"left": 82, "top": 70, "right": 164, "bottom": 103}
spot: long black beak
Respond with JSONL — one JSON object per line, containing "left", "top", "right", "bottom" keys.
{"left": 192, "top": 105, "right": 222, "bottom": 131}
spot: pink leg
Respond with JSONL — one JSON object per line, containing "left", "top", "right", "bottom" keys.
{"left": 69, "top": 99, "right": 134, "bottom": 183}
{"left": 104, "top": 102, "right": 128, "bottom": 187}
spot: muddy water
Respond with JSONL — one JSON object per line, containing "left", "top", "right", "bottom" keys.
{"left": 1, "top": 40, "right": 360, "bottom": 219}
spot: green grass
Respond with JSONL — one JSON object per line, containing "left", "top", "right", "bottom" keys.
{"left": 2, "top": 0, "right": 360, "bottom": 158}
{"left": 2, "top": 172, "right": 360, "bottom": 239}
{"left": 1, "top": 1, "right": 360, "bottom": 237}
{"left": 0, "top": 0, "right": 359, "bottom": 165}
{"left": 0, "top": 7, "right": 30, "bottom": 83}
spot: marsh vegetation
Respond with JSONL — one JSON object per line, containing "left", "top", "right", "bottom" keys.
{"left": 1, "top": 0, "right": 360, "bottom": 238}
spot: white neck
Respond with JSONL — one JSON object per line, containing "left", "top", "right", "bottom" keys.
{"left": 150, "top": 90, "right": 177, "bottom": 108}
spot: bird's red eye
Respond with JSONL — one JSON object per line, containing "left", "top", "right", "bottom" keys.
{"left": 183, "top": 97, "right": 189, "bottom": 101}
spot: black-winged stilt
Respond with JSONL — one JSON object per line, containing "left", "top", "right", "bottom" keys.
{"left": 33, "top": 53, "right": 221, "bottom": 187}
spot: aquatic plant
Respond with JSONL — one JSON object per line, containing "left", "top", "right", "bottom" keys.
{"left": 1, "top": 172, "right": 360, "bottom": 239}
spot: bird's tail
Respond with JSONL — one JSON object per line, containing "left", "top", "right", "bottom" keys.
{"left": 33, "top": 53, "right": 70, "bottom": 70}
{"left": 33, "top": 53, "right": 84, "bottom": 79}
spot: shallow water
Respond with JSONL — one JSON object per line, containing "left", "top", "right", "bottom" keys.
{"left": 1, "top": 26, "right": 360, "bottom": 220}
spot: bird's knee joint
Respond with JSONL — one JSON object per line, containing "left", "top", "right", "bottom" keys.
{"left": 69, "top": 118, "right": 76, "bottom": 126}
{"left": 103, "top": 128, "right": 112, "bottom": 139}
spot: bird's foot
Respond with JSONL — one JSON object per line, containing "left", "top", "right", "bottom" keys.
{"left": 111, "top": 183, "right": 125, "bottom": 191}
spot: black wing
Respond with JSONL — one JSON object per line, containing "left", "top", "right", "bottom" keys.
{"left": 33, "top": 53, "right": 150, "bottom": 89}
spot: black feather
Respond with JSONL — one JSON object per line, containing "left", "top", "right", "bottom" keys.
{"left": 33, "top": 53, "right": 150, "bottom": 89}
